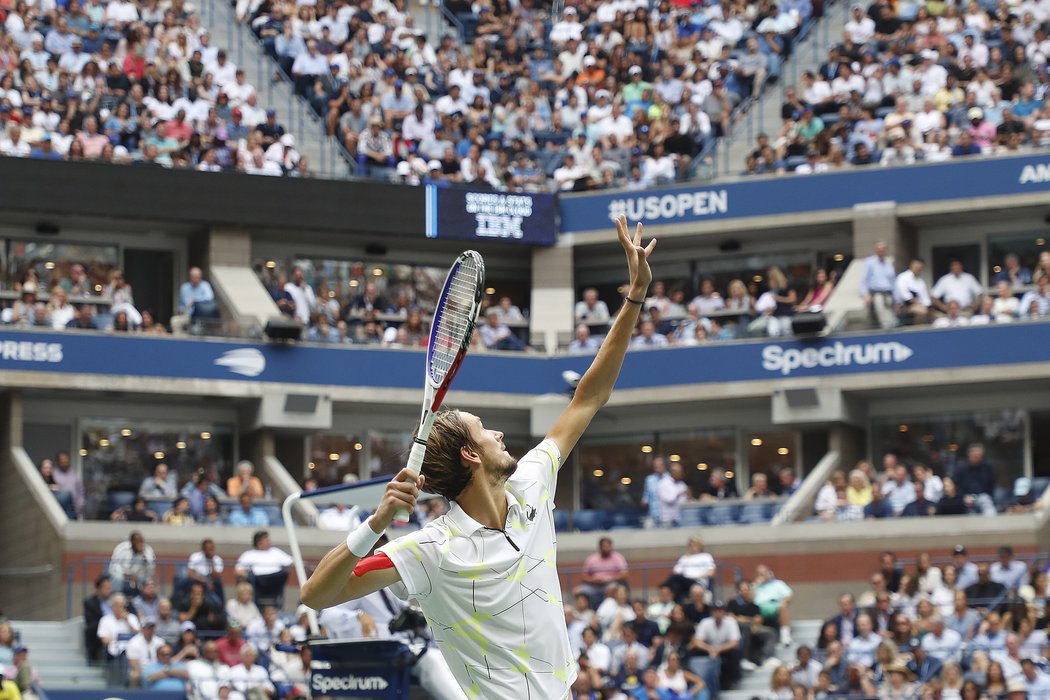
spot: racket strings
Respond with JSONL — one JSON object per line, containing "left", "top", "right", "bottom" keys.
{"left": 431, "top": 260, "right": 480, "bottom": 381}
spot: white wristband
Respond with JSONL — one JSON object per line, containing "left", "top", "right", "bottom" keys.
{"left": 346, "top": 520, "right": 384, "bottom": 558}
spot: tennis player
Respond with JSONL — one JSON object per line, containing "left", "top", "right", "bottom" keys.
{"left": 303, "top": 215, "right": 656, "bottom": 699}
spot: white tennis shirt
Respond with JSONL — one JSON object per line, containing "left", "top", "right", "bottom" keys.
{"left": 380, "top": 439, "right": 576, "bottom": 700}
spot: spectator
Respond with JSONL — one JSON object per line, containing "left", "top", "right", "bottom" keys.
{"left": 881, "top": 463, "right": 916, "bottom": 517}
{"left": 952, "top": 545, "right": 980, "bottom": 591}
{"left": 995, "top": 254, "right": 1033, "bottom": 290}
{"left": 143, "top": 644, "right": 190, "bottom": 692}
{"left": 894, "top": 258, "right": 932, "bottom": 325}
{"left": 701, "top": 468, "right": 738, "bottom": 500}
{"left": 109, "top": 531, "right": 156, "bottom": 596}
{"left": 692, "top": 601, "right": 742, "bottom": 689}
{"left": 132, "top": 579, "right": 162, "bottom": 621}
{"left": 826, "top": 593, "right": 858, "bottom": 646}
{"left": 39, "top": 458, "right": 75, "bottom": 519}
{"left": 575, "top": 537, "right": 630, "bottom": 608}
{"left": 83, "top": 575, "right": 113, "bottom": 661}
{"left": 226, "top": 583, "right": 263, "bottom": 630}
{"left": 51, "top": 450, "right": 83, "bottom": 519}
{"left": 1018, "top": 275, "right": 1050, "bottom": 318}
{"left": 754, "top": 564, "right": 794, "bottom": 646}
{"left": 966, "top": 564, "right": 1007, "bottom": 609}
{"left": 776, "top": 467, "right": 799, "bottom": 497}
{"left": 2, "top": 646, "right": 38, "bottom": 696}
{"left": 664, "top": 537, "right": 716, "bottom": 601}
{"left": 921, "top": 616, "right": 963, "bottom": 665}
{"left": 575, "top": 288, "right": 611, "bottom": 325}
{"left": 187, "top": 539, "right": 225, "bottom": 602}
{"left": 845, "top": 612, "right": 882, "bottom": 667}
{"left": 138, "top": 463, "right": 176, "bottom": 499}
{"left": 992, "top": 281, "right": 1021, "bottom": 319}
{"left": 225, "top": 461, "right": 264, "bottom": 499}
{"left": 568, "top": 324, "right": 601, "bottom": 354}
{"left": 860, "top": 241, "right": 897, "bottom": 329}
{"left": 729, "top": 580, "right": 776, "bottom": 670}
{"left": 163, "top": 497, "right": 194, "bottom": 525}
{"left": 864, "top": 482, "right": 893, "bottom": 519}
{"left": 658, "top": 462, "right": 689, "bottom": 527}
{"left": 283, "top": 268, "right": 317, "bottom": 326}
{"left": 155, "top": 603, "right": 181, "bottom": 646}
{"left": 173, "top": 267, "right": 217, "bottom": 334}
{"left": 931, "top": 259, "right": 983, "bottom": 315}
{"left": 479, "top": 308, "right": 525, "bottom": 351}
{"left": 97, "top": 593, "right": 141, "bottom": 659}
{"left": 990, "top": 546, "right": 1028, "bottom": 591}
{"left": 177, "top": 582, "right": 225, "bottom": 633}
{"left": 186, "top": 641, "right": 231, "bottom": 698}
{"left": 640, "top": 456, "right": 668, "bottom": 527}
{"left": 901, "top": 481, "right": 935, "bottom": 517}
{"left": 229, "top": 493, "right": 269, "bottom": 527}
{"left": 744, "top": 473, "right": 772, "bottom": 500}
{"left": 235, "top": 530, "right": 293, "bottom": 607}
{"left": 126, "top": 619, "right": 165, "bottom": 687}
{"left": 245, "top": 606, "right": 285, "bottom": 654}
{"left": 184, "top": 471, "right": 225, "bottom": 520}
{"left": 951, "top": 443, "right": 997, "bottom": 516}
{"left": 631, "top": 319, "right": 669, "bottom": 348}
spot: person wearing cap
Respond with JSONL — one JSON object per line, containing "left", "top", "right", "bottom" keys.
{"left": 126, "top": 618, "right": 166, "bottom": 686}
{"left": 550, "top": 5, "right": 583, "bottom": 43}
{"left": 215, "top": 619, "right": 248, "bottom": 667}
{"left": 692, "top": 600, "right": 742, "bottom": 688}
{"left": 1009, "top": 477, "right": 1041, "bottom": 513}
{"left": 381, "top": 78, "right": 417, "bottom": 126}
{"left": 58, "top": 36, "right": 91, "bottom": 74}
{"left": 880, "top": 662, "right": 917, "bottom": 699}
{"left": 3, "top": 645, "right": 37, "bottom": 695}
{"left": 356, "top": 114, "right": 395, "bottom": 173}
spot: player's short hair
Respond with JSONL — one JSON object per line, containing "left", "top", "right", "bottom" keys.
{"left": 421, "top": 410, "right": 477, "bottom": 501}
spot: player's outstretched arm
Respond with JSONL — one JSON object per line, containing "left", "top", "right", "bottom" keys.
{"left": 301, "top": 468, "right": 423, "bottom": 610}
{"left": 547, "top": 215, "right": 656, "bottom": 458}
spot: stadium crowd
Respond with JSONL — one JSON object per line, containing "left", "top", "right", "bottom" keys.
{"left": 859, "top": 243, "right": 1050, "bottom": 330}
{"left": 240, "top": 0, "right": 817, "bottom": 189}
{"left": 0, "top": 0, "right": 309, "bottom": 175}
{"left": 743, "top": 0, "right": 1050, "bottom": 175}
{"left": 0, "top": 261, "right": 221, "bottom": 334}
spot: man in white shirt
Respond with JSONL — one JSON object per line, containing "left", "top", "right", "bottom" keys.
{"left": 317, "top": 503, "right": 362, "bottom": 531}
{"left": 844, "top": 4, "right": 875, "bottom": 44}
{"left": 283, "top": 266, "right": 317, "bottom": 325}
{"left": 666, "top": 536, "right": 716, "bottom": 600}
{"left": 109, "top": 532, "right": 156, "bottom": 596}
{"left": 97, "top": 594, "right": 141, "bottom": 658}
{"left": 227, "top": 645, "right": 275, "bottom": 697}
{"left": 692, "top": 603, "right": 742, "bottom": 686}
{"left": 126, "top": 619, "right": 165, "bottom": 686}
{"left": 845, "top": 612, "right": 882, "bottom": 667}
{"left": 186, "top": 641, "right": 232, "bottom": 699}
{"left": 187, "top": 539, "right": 225, "bottom": 601}
{"left": 301, "top": 218, "right": 659, "bottom": 700}
{"left": 989, "top": 546, "right": 1029, "bottom": 591}
{"left": 1021, "top": 659, "right": 1050, "bottom": 696}
{"left": 931, "top": 259, "right": 983, "bottom": 313}
{"left": 205, "top": 50, "right": 238, "bottom": 88}
{"left": 690, "top": 279, "right": 725, "bottom": 316}
{"left": 658, "top": 462, "right": 689, "bottom": 526}
{"left": 549, "top": 6, "right": 584, "bottom": 43}
{"left": 245, "top": 605, "right": 286, "bottom": 653}
{"left": 553, "top": 153, "right": 584, "bottom": 191}
{"left": 894, "top": 257, "right": 932, "bottom": 324}
{"left": 921, "top": 616, "right": 963, "bottom": 664}
{"left": 235, "top": 530, "right": 293, "bottom": 607}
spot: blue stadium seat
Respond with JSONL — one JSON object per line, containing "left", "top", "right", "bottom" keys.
{"left": 553, "top": 509, "right": 570, "bottom": 532}
{"left": 678, "top": 506, "right": 705, "bottom": 527}
{"left": 107, "top": 491, "right": 136, "bottom": 515}
{"left": 573, "top": 509, "right": 606, "bottom": 532}
{"left": 706, "top": 504, "right": 737, "bottom": 526}
{"left": 609, "top": 508, "right": 640, "bottom": 529}
{"left": 262, "top": 505, "right": 284, "bottom": 526}
{"left": 738, "top": 502, "right": 771, "bottom": 524}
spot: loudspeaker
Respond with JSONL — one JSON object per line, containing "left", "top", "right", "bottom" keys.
{"left": 718, "top": 239, "right": 741, "bottom": 252}
{"left": 365, "top": 243, "right": 388, "bottom": 256}
{"left": 783, "top": 388, "right": 820, "bottom": 408}
{"left": 791, "top": 311, "right": 826, "bottom": 335}
{"left": 264, "top": 318, "right": 303, "bottom": 341}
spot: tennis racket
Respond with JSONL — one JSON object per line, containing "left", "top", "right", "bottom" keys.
{"left": 394, "top": 250, "right": 486, "bottom": 522}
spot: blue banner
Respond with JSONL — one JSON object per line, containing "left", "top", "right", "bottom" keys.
{"left": 0, "top": 323, "right": 1045, "bottom": 393}
{"left": 425, "top": 185, "right": 557, "bottom": 245}
{"left": 558, "top": 154, "right": 1050, "bottom": 233}
{"left": 309, "top": 640, "right": 414, "bottom": 697}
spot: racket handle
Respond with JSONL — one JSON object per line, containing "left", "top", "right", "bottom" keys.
{"left": 394, "top": 441, "right": 427, "bottom": 523}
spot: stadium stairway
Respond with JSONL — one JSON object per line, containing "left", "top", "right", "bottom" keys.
{"left": 722, "top": 619, "right": 823, "bottom": 700}
{"left": 10, "top": 617, "right": 108, "bottom": 690}
{"left": 721, "top": 0, "right": 851, "bottom": 176}
{"left": 196, "top": 0, "right": 346, "bottom": 177}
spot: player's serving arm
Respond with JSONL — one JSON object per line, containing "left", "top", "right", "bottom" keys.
{"left": 302, "top": 215, "right": 656, "bottom": 699}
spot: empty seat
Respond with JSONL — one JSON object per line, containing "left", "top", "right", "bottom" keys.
{"left": 678, "top": 507, "right": 705, "bottom": 527}
{"left": 738, "top": 502, "right": 771, "bottom": 524}
{"left": 553, "top": 509, "right": 570, "bottom": 532}
{"left": 706, "top": 504, "right": 737, "bottom": 526}
{"left": 609, "top": 509, "right": 640, "bottom": 529}
{"left": 573, "top": 509, "right": 606, "bottom": 532}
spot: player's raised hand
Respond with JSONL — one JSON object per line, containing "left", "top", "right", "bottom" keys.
{"left": 371, "top": 468, "right": 425, "bottom": 531}
{"left": 615, "top": 215, "right": 657, "bottom": 296}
